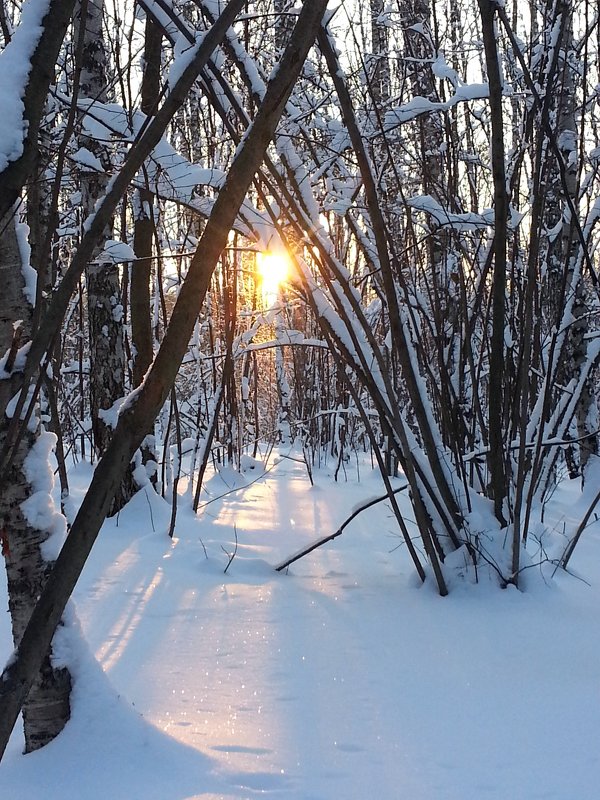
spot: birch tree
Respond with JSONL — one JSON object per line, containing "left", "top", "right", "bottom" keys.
{"left": 0, "top": 0, "right": 79, "bottom": 752}
{"left": 74, "top": 0, "right": 135, "bottom": 511}
{"left": 546, "top": 1, "right": 599, "bottom": 479}
{"left": 0, "top": 0, "right": 250, "bottom": 756}
{"left": 0, "top": 211, "right": 72, "bottom": 751}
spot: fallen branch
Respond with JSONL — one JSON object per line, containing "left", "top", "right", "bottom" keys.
{"left": 274, "top": 484, "right": 408, "bottom": 572}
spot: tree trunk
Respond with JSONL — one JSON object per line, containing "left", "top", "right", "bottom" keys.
{"left": 0, "top": 211, "right": 71, "bottom": 752}
{"left": 549, "top": 3, "right": 599, "bottom": 479}
{"left": 478, "top": 0, "right": 508, "bottom": 529}
{"left": 131, "top": 14, "right": 161, "bottom": 389}
{"left": 130, "top": 14, "right": 163, "bottom": 484}
{"left": 370, "top": 0, "right": 391, "bottom": 107}
{"left": 75, "top": 0, "right": 135, "bottom": 512}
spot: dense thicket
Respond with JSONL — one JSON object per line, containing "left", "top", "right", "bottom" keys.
{"left": 0, "top": 0, "right": 598, "bottom": 756}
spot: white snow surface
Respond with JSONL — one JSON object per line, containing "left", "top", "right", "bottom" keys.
{"left": 1, "top": 450, "right": 600, "bottom": 798}
{"left": 168, "top": 33, "right": 206, "bottom": 90}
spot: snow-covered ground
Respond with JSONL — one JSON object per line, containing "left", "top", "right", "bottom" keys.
{"left": 1, "top": 449, "right": 599, "bottom": 799}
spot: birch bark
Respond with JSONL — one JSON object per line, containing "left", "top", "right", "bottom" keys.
{"left": 75, "top": 0, "right": 134, "bottom": 511}
{"left": 0, "top": 212, "right": 71, "bottom": 752}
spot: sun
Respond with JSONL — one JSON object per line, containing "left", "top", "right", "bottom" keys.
{"left": 256, "top": 250, "right": 291, "bottom": 302}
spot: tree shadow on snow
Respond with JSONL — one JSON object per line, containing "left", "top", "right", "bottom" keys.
{"left": 0, "top": 615, "right": 291, "bottom": 800}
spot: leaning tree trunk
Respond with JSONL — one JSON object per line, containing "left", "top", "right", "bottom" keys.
{"left": 0, "top": 211, "right": 71, "bottom": 752}
{"left": 0, "top": 0, "right": 328, "bottom": 759}
{"left": 0, "top": 0, "right": 77, "bottom": 220}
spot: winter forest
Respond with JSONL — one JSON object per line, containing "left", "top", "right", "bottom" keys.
{"left": 0, "top": 0, "right": 599, "bottom": 796}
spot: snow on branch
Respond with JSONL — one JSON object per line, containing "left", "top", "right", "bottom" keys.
{"left": 0, "top": 0, "right": 50, "bottom": 171}
{"left": 384, "top": 82, "right": 489, "bottom": 129}
{"left": 407, "top": 195, "right": 494, "bottom": 231}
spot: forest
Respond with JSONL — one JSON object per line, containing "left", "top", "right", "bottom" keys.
{"left": 0, "top": 0, "right": 599, "bottom": 796}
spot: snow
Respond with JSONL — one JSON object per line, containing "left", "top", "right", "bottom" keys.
{"left": 0, "top": 341, "right": 31, "bottom": 379}
{"left": 72, "top": 91, "right": 237, "bottom": 211}
{"left": 1, "top": 452, "right": 600, "bottom": 798}
{"left": 408, "top": 194, "right": 495, "bottom": 231}
{"left": 71, "top": 147, "right": 104, "bottom": 173}
{"left": 144, "top": 141, "right": 226, "bottom": 206}
{"left": 97, "top": 240, "right": 136, "bottom": 265}
{"left": 137, "top": 0, "right": 181, "bottom": 45}
{"left": 385, "top": 83, "right": 489, "bottom": 128}
{"left": 0, "top": 0, "right": 50, "bottom": 172}
{"left": 97, "top": 396, "right": 126, "bottom": 429}
{"left": 168, "top": 33, "right": 206, "bottom": 90}
{"left": 432, "top": 52, "right": 459, "bottom": 88}
{"left": 21, "top": 431, "right": 67, "bottom": 561}
{"left": 15, "top": 221, "right": 37, "bottom": 306}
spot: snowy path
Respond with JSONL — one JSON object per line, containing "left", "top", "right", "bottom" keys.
{"left": 2, "top": 453, "right": 600, "bottom": 799}
{"left": 74, "top": 455, "right": 417, "bottom": 797}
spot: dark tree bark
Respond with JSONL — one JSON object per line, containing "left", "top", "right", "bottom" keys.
{"left": 131, "top": 14, "right": 162, "bottom": 389}
{"left": 478, "top": 0, "right": 508, "bottom": 530}
{"left": 0, "top": 0, "right": 247, "bottom": 475}
{"left": 319, "top": 26, "right": 462, "bottom": 561}
{"left": 370, "top": 0, "right": 390, "bottom": 107}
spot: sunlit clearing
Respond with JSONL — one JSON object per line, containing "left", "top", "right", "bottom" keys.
{"left": 257, "top": 250, "right": 290, "bottom": 302}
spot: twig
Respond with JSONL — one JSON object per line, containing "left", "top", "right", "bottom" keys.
{"left": 223, "top": 525, "right": 238, "bottom": 574}
{"left": 275, "top": 484, "right": 408, "bottom": 571}
{"left": 196, "top": 460, "right": 279, "bottom": 511}
{"left": 144, "top": 488, "right": 155, "bottom": 533}
{"left": 198, "top": 537, "right": 208, "bottom": 559}
{"left": 279, "top": 454, "right": 307, "bottom": 464}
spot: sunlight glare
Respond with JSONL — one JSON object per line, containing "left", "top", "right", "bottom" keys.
{"left": 257, "top": 250, "right": 291, "bottom": 302}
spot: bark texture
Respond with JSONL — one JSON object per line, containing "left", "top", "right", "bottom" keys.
{"left": 478, "top": 0, "right": 508, "bottom": 527}
{"left": 0, "top": 212, "right": 71, "bottom": 752}
{"left": 75, "top": 0, "right": 135, "bottom": 510}
{"left": 131, "top": 14, "right": 162, "bottom": 389}
{"left": 370, "top": 0, "right": 391, "bottom": 106}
